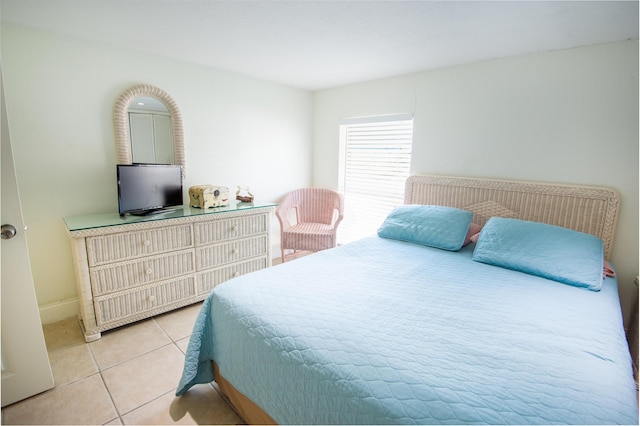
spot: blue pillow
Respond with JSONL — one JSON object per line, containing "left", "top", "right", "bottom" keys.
{"left": 377, "top": 205, "right": 473, "bottom": 251}
{"left": 472, "top": 217, "right": 604, "bottom": 291}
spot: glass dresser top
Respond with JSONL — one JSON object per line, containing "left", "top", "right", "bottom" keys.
{"left": 64, "top": 201, "right": 276, "bottom": 232}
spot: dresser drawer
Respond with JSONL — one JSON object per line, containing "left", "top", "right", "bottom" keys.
{"left": 196, "top": 235, "right": 268, "bottom": 270}
{"left": 90, "top": 249, "right": 196, "bottom": 296}
{"left": 87, "top": 224, "right": 194, "bottom": 266}
{"left": 197, "top": 257, "right": 268, "bottom": 295}
{"left": 93, "top": 276, "right": 196, "bottom": 325}
{"left": 194, "top": 213, "right": 268, "bottom": 245}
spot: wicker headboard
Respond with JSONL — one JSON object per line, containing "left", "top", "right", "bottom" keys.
{"left": 405, "top": 175, "right": 620, "bottom": 260}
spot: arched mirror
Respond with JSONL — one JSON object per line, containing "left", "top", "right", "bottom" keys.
{"left": 114, "top": 84, "right": 186, "bottom": 178}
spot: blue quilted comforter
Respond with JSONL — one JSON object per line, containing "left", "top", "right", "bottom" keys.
{"left": 177, "top": 237, "right": 638, "bottom": 424}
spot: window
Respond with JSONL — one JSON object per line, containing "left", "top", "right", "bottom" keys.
{"left": 338, "top": 114, "right": 414, "bottom": 244}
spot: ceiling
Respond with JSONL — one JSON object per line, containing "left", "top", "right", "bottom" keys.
{"left": 1, "top": 0, "right": 638, "bottom": 91}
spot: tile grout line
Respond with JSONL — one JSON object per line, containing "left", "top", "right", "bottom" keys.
{"left": 22, "top": 319, "right": 99, "bottom": 404}
{"left": 153, "top": 317, "right": 178, "bottom": 343}
{"left": 98, "top": 370, "right": 124, "bottom": 425}
{"left": 91, "top": 340, "right": 177, "bottom": 371}
{"left": 89, "top": 316, "right": 192, "bottom": 424}
{"left": 87, "top": 335, "right": 124, "bottom": 425}
{"left": 119, "top": 387, "right": 182, "bottom": 424}
{"left": 91, "top": 341, "right": 180, "bottom": 409}
{"left": 32, "top": 310, "right": 200, "bottom": 425}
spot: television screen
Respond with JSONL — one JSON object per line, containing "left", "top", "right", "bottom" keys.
{"left": 117, "top": 164, "right": 183, "bottom": 216}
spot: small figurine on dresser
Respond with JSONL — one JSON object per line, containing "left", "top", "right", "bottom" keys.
{"left": 189, "top": 185, "right": 229, "bottom": 209}
{"left": 236, "top": 186, "right": 254, "bottom": 203}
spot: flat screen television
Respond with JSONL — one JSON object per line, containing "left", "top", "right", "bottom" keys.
{"left": 117, "top": 164, "right": 183, "bottom": 216}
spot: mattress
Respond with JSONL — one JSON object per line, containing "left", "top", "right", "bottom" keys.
{"left": 177, "top": 236, "right": 638, "bottom": 424}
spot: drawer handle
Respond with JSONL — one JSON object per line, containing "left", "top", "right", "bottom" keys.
{"left": 232, "top": 271, "right": 239, "bottom": 278}
{"left": 143, "top": 240, "right": 151, "bottom": 247}
{"left": 148, "top": 295, "right": 156, "bottom": 302}
{"left": 231, "top": 248, "right": 238, "bottom": 255}
{"left": 231, "top": 224, "right": 239, "bottom": 232}
{"left": 146, "top": 268, "right": 153, "bottom": 275}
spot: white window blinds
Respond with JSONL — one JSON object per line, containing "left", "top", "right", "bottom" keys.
{"left": 338, "top": 114, "right": 413, "bottom": 244}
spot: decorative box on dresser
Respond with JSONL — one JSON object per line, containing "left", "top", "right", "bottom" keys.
{"left": 65, "top": 202, "right": 275, "bottom": 342}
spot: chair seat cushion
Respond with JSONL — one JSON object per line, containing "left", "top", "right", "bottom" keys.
{"left": 283, "top": 223, "right": 336, "bottom": 251}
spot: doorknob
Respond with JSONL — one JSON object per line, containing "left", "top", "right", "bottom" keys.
{"left": 1, "top": 224, "right": 17, "bottom": 240}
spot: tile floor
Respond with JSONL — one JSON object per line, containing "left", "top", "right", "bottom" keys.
{"left": 1, "top": 302, "right": 242, "bottom": 425}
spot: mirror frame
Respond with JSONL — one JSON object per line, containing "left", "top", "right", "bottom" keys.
{"left": 114, "top": 84, "right": 186, "bottom": 178}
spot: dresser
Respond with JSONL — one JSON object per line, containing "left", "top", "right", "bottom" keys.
{"left": 65, "top": 202, "right": 275, "bottom": 342}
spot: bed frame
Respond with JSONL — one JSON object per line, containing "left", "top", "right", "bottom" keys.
{"left": 214, "top": 174, "right": 621, "bottom": 424}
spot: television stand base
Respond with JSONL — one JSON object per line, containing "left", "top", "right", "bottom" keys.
{"left": 125, "top": 207, "right": 178, "bottom": 217}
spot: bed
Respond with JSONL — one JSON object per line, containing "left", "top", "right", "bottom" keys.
{"left": 176, "top": 175, "right": 638, "bottom": 425}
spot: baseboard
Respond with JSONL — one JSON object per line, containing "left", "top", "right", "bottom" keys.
{"left": 38, "top": 298, "right": 79, "bottom": 325}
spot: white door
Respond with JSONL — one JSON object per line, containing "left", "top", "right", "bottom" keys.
{"left": 1, "top": 70, "right": 54, "bottom": 407}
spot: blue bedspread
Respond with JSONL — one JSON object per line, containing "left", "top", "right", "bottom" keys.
{"left": 177, "top": 237, "right": 638, "bottom": 424}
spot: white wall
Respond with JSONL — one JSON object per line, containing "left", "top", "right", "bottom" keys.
{"left": 1, "top": 24, "right": 313, "bottom": 322}
{"left": 3, "top": 23, "right": 637, "bottom": 327}
{"left": 313, "top": 40, "right": 639, "bottom": 326}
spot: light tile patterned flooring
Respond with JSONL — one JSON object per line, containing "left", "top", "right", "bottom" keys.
{"left": 1, "top": 302, "right": 242, "bottom": 425}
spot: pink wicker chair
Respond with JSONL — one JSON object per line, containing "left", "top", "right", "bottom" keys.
{"left": 276, "top": 188, "right": 344, "bottom": 263}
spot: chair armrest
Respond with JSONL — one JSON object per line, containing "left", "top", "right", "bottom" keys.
{"left": 276, "top": 204, "right": 298, "bottom": 231}
{"left": 332, "top": 208, "right": 344, "bottom": 229}
{"left": 331, "top": 192, "right": 345, "bottom": 229}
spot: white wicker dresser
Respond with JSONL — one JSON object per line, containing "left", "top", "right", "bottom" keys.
{"left": 65, "top": 202, "right": 275, "bottom": 342}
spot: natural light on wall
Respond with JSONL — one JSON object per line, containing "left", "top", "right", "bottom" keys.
{"left": 338, "top": 114, "right": 414, "bottom": 244}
